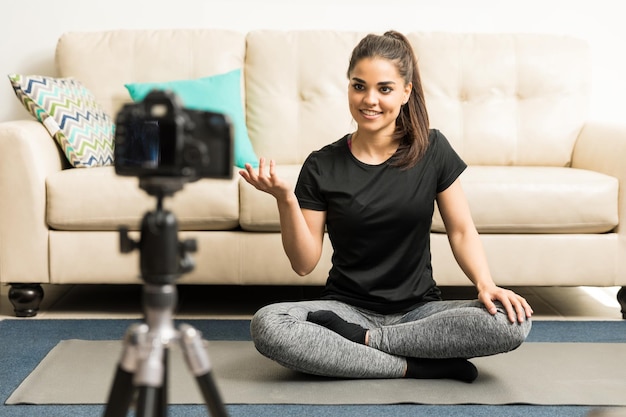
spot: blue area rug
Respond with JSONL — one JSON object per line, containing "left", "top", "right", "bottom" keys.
{"left": 1, "top": 319, "right": 625, "bottom": 417}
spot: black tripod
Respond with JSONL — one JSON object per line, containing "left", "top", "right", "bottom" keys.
{"left": 102, "top": 178, "right": 229, "bottom": 417}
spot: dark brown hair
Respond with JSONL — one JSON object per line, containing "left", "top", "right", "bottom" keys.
{"left": 347, "top": 30, "right": 429, "bottom": 168}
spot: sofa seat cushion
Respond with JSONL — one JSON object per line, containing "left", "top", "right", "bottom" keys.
{"left": 239, "top": 165, "right": 618, "bottom": 234}
{"left": 46, "top": 166, "right": 240, "bottom": 231}
{"left": 433, "top": 166, "right": 619, "bottom": 233}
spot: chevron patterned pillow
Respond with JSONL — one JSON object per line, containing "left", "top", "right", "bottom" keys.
{"left": 8, "top": 74, "right": 114, "bottom": 167}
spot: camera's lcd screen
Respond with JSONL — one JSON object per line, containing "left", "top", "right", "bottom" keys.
{"left": 120, "top": 119, "right": 176, "bottom": 168}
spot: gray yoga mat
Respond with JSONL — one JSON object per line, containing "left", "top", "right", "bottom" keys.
{"left": 6, "top": 340, "right": 626, "bottom": 406}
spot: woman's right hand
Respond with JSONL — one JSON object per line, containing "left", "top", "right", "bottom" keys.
{"left": 239, "top": 157, "right": 325, "bottom": 275}
{"left": 239, "top": 158, "right": 291, "bottom": 201}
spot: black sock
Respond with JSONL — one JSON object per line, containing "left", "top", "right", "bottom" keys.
{"left": 307, "top": 310, "right": 368, "bottom": 344}
{"left": 405, "top": 357, "right": 478, "bottom": 383}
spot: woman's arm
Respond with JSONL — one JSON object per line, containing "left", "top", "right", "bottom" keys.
{"left": 436, "top": 178, "right": 533, "bottom": 323}
{"left": 239, "top": 158, "right": 326, "bottom": 275}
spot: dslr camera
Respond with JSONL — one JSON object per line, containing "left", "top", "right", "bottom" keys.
{"left": 114, "top": 90, "right": 233, "bottom": 181}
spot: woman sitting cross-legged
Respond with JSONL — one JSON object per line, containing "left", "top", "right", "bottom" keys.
{"left": 239, "top": 30, "right": 533, "bottom": 382}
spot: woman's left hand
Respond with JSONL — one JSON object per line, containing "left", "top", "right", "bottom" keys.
{"left": 477, "top": 285, "right": 534, "bottom": 323}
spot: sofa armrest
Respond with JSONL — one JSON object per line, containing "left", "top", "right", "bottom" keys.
{"left": 0, "top": 120, "right": 65, "bottom": 283}
{"left": 572, "top": 121, "right": 626, "bottom": 235}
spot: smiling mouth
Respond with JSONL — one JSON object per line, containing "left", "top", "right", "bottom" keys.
{"left": 360, "top": 109, "right": 381, "bottom": 117}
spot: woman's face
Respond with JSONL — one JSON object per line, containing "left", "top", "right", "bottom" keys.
{"left": 348, "top": 57, "right": 412, "bottom": 137}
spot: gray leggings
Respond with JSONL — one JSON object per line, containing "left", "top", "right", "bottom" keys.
{"left": 250, "top": 299, "right": 531, "bottom": 378}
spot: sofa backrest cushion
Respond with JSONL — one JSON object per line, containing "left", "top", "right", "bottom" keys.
{"left": 244, "top": 30, "right": 366, "bottom": 165}
{"left": 407, "top": 32, "right": 591, "bottom": 167}
{"left": 56, "top": 29, "right": 246, "bottom": 120}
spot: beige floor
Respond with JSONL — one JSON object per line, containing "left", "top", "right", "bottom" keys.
{"left": 0, "top": 283, "right": 623, "bottom": 320}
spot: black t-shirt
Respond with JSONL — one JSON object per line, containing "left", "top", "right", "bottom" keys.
{"left": 295, "top": 129, "right": 467, "bottom": 314}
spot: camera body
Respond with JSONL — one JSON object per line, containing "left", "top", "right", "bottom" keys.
{"left": 114, "top": 90, "right": 233, "bottom": 181}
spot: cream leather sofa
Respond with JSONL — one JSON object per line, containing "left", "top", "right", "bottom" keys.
{"left": 1, "top": 29, "right": 625, "bottom": 318}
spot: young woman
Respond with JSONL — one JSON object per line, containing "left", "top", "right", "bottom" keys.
{"left": 239, "top": 30, "right": 533, "bottom": 382}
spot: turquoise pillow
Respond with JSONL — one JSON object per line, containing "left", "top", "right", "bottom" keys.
{"left": 125, "top": 69, "right": 258, "bottom": 168}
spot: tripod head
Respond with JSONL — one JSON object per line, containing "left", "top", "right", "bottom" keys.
{"left": 119, "top": 177, "right": 197, "bottom": 286}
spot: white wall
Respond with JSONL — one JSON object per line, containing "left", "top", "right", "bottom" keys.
{"left": 1, "top": 0, "right": 624, "bottom": 123}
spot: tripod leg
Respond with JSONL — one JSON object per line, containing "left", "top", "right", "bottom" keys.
{"left": 157, "top": 348, "right": 169, "bottom": 417}
{"left": 196, "top": 373, "right": 230, "bottom": 417}
{"left": 179, "top": 324, "right": 229, "bottom": 417}
{"left": 136, "top": 349, "right": 169, "bottom": 417}
{"left": 134, "top": 332, "right": 168, "bottom": 417}
{"left": 102, "top": 323, "right": 148, "bottom": 417}
{"left": 103, "top": 366, "right": 135, "bottom": 417}
{"left": 136, "top": 386, "right": 161, "bottom": 417}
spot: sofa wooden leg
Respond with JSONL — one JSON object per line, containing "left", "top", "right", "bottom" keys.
{"left": 8, "top": 283, "right": 44, "bottom": 317}
{"left": 618, "top": 286, "right": 626, "bottom": 320}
